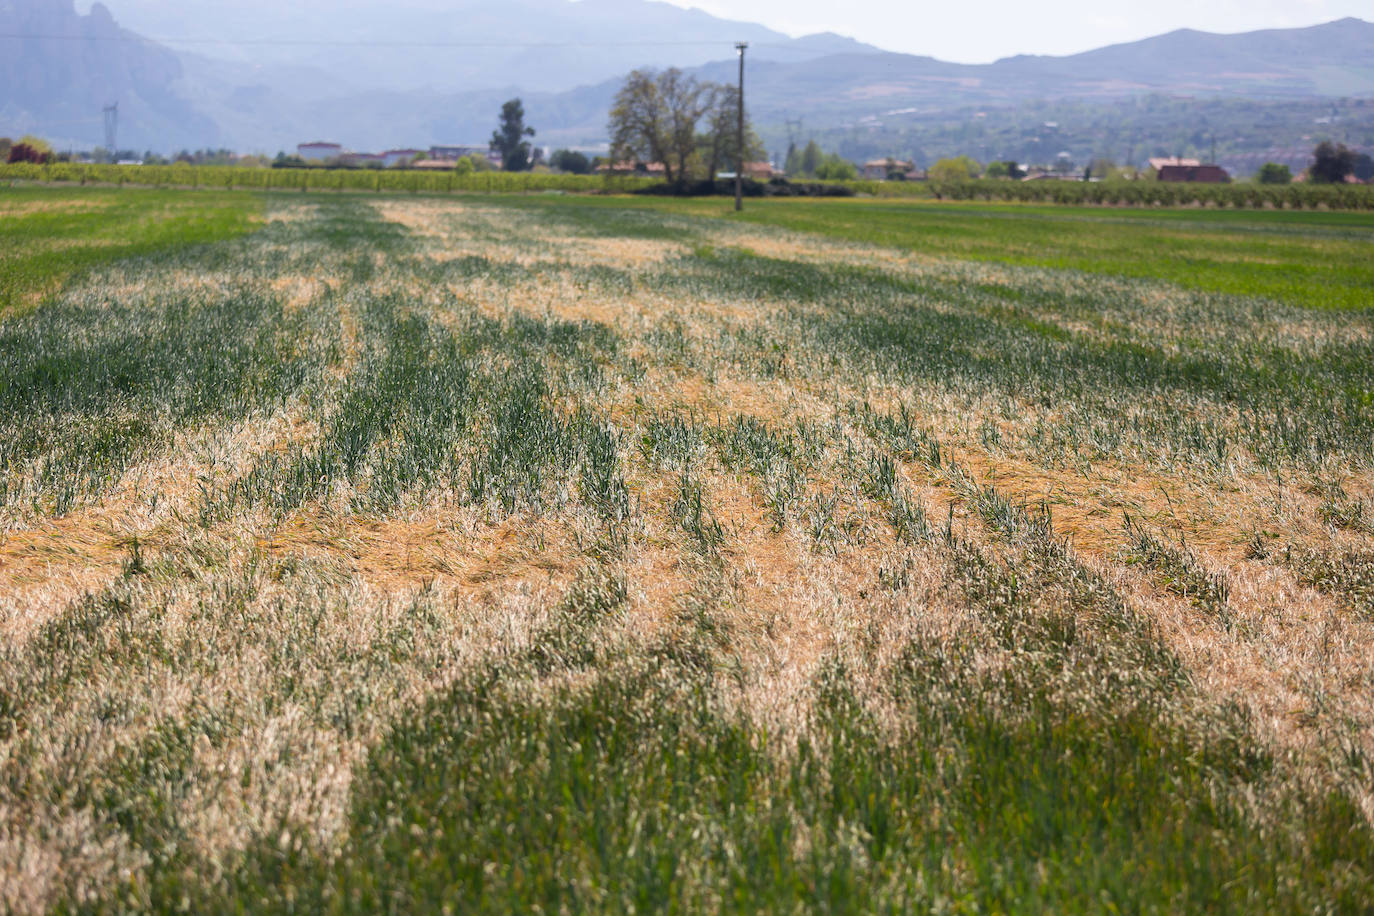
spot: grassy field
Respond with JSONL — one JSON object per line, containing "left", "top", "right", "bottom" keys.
{"left": 0, "top": 188, "right": 262, "bottom": 316}
{"left": 1, "top": 187, "right": 1373, "bottom": 912}
{"left": 500, "top": 195, "right": 1374, "bottom": 311}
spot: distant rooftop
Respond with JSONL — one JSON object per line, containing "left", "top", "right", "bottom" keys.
{"left": 1149, "top": 156, "right": 1201, "bottom": 170}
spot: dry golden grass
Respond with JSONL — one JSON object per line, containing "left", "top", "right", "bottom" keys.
{"left": 0, "top": 198, "right": 115, "bottom": 218}
{"left": 256, "top": 504, "right": 583, "bottom": 598}
{"left": 0, "top": 407, "right": 318, "bottom": 645}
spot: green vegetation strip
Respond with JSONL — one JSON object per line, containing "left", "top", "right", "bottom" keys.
{"left": 0, "top": 187, "right": 262, "bottom": 314}
{"left": 506, "top": 194, "right": 1374, "bottom": 312}
{"left": 7, "top": 162, "right": 1374, "bottom": 210}
{"left": 0, "top": 162, "right": 657, "bottom": 196}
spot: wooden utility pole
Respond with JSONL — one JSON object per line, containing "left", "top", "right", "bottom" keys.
{"left": 735, "top": 41, "right": 747, "bottom": 212}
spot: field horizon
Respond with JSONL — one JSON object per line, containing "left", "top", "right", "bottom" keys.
{"left": 1, "top": 186, "right": 1372, "bottom": 911}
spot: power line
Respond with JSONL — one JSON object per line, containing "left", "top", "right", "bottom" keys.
{"left": 0, "top": 31, "right": 796, "bottom": 50}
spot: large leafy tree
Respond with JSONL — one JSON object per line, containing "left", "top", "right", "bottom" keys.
{"left": 783, "top": 142, "right": 800, "bottom": 176}
{"left": 784, "top": 140, "right": 826, "bottom": 178}
{"left": 609, "top": 68, "right": 713, "bottom": 183}
{"left": 1309, "top": 140, "right": 1355, "bottom": 184}
{"left": 813, "top": 153, "right": 857, "bottom": 180}
{"left": 549, "top": 149, "right": 591, "bottom": 174}
{"left": 929, "top": 155, "right": 981, "bottom": 181}
{"left": 1256, "top": 162, "right": 1291, "bottom": 184}
{"left": 7, "top": 134, "right": 53, "bottom": 164}
{"left": 491, "top": 98, "right": 536, "bottom": 172}
{"left": 1352, "top": 151, "right": 1374, "bottom": 182}
{"left": 697, "top": 85, "right": 763, "bottom": 180}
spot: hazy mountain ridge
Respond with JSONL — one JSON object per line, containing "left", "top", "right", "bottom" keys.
{"left": 3, "top": 0, "right": 1372, "bottom": 158}
{"left": 996, "top": 18, "right": 1374, "bottom": 96}
{"left": 1, "top": 0, "right": 214, "bottom": 149}
{"left": 74, "top": 0, "right": 877, "bottom": 93}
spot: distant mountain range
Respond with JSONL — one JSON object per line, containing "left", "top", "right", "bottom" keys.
{"left": 1, "top": 0, "right": 217, "bottom": 150}
{"left": 3, "top": 0, "right": 1373, "bottom": 165}
{"left": 96, "top": 0, "right": 877, "bottom": 94}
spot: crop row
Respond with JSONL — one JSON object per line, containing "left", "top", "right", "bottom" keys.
{"left": 0, "top": 162, "right": 659, "bottom": 195}
{"left": 7, "top": 163, "right": 1374, "bottom": 209}
{"left": 837, "top": 176, "right": 1374, "bottom": 209}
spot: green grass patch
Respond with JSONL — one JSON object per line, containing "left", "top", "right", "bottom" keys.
{"left": 508, "top": 195, "right": 1374, "bottom": 312}
{"left": 0, "top": 186, "right": 262, "bottom": 314}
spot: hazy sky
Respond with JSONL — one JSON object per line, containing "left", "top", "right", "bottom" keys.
{"left": 662, "top": 0, "right": 1371, "bottom": 63}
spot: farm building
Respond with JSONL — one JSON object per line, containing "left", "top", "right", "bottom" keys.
{"left": 714, "top": 162, "right": 782, "bottom": 180}
{"left": 862, "top": 158, "right": 915, "bottom": 180}
{"left": 596, "top": 161, "right": 667, "bottom": 176}
{"left": 339, "top": 152, "right": 384, "bottom": 167}
{"left": 297, "top": 141, "right": 343, "bottom": 162}
{"left": 429, "top": 145, "right": 488, "bottom": 161}
{"left": 1148, "top": 156, "right": 1200, "bottom": 170}
{"left": 1157, "top": 164, "right": 1231, "bottom": 182}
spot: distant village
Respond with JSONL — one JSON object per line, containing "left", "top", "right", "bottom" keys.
{"left": 292, "top": 140, "right": 1246, "bottom": 184}
{"left": 280, "top": 141, "right": 1374, "bottom": 185}
{"left": 6, "top": 133, "right": 1368, "bottom": 187}
{"left": 293, "top": 142, "right": 498, "bottom": 170}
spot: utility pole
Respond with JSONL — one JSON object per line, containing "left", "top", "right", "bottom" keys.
{"left": 735, "top": 41, "right": 747, "bottom": 213}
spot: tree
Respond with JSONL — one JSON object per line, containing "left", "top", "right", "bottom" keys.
{"left": 1353, "top": 152, "right": 1374, "bottom": 183}
{"left": 813, "top": 153, "right": 857, "bottom": 180}
{"left": 929, "top": 155, "right": 981, "bottom": 181}
{"left": 609, "top": 70, "right": 668, "bottom": 178}
{"left": 799, "top": 140, "right": 822, "bottom": 177}
{"left": 18, "top": 135, "right": 52, "bottom": 156}
{"left": 491, "top": 98, "right": 536, "bottom": 172}
{"left": 0, "top": 138, "right": 11, "bottom": 163}
{"left": 550, "top": 149, "right": 591, "bottom": 174}
{"left": 1310, "top": 141, "right": 1355, "bottom": 184}
{"left": 783, "top": 141, "right": 800, "bottom": 177}
{"left": 608, "top": 68, "right": 712, "bottom": 184}
{"left": 985, "top": 160, "right": 1025, "bottom": 179}
{"left": 8, "top": 134, "right": 53, "bottom": 164}
{"left": 697, "top": 85, "right": 763, "bottom": 180}
{"left": 8, "top": 143, "right": 51, "bottom": 164}
{"left": 1256, "top": 162, "right": 1291, "bottom": 184}
{"left": 698, "top": 84, "right": 729, "bottom": 178}
{"left": 455, "top": 154, "right": 495, "bottom": 174}
{"left": 1087, "top": 157, "right": 1116, "bottom": 180}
